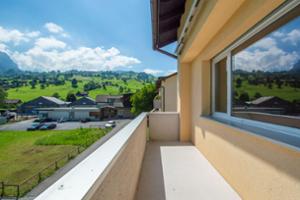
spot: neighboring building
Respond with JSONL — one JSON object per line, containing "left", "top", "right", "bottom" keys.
{"left": 38, "top": 106, "right": 117, "bottom": 121}
{"left": 76, "top": 91, "right": 89, "bottom": 97}
{"left": 19, "top": 96, "right": 69, "bottom": 115}
{"left": 4, "top": 99, "right": 22, "bottom": 107}
{"left": 96, "top": 94, "right": 134, "bottom": 118}
{"left": 69, "top": 97, "right": 97, "bottom": 107}
{"left": 96, "top": 95, "right": 123, "bottom": 106}
{"left": 246, "top": 96, "right": 291, "bottom": 108}
{"left": 156, "top": 72, "right": 177, "bottom": 112}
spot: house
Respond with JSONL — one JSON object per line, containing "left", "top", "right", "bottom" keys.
{"left": 155, "top": 72, "right": 177, "bottom": 112}
{"left": 19, "top": 96, "right": 69, "bottom": 115}
{"left": 76, "top": 91, "right": 89, "bottom": 97}
{"left": 4, "top": 99, "right": 22, "bottom": 107}
{"left": 38, "top": 107, "right": 100, "bottom": 121}
{"left": 69, "top": 96, "right": 96, "bottom": 107}
{"left": 34, "top": 1, "right": 300, "bottom": 200}
{"left": 246, "top": 96, "right": 291, "bottom": 108}
{"left": 96, "top": 95, "right": 123, "bottom": 106}
{"left": 38, "top": 106, "right": 117, "bottom": 121}
{"left": 96, "top": 94, "right": 134, "bottom": 118}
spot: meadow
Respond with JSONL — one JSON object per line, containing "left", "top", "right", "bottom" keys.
{"left": 0, "top": 128, "right": 110, "bottom": 196}
{"left": 233, "top": 77, "right": 300, "bottom": 102}
{"left": 7, "top": 76, "right": 146, "bottom": 102}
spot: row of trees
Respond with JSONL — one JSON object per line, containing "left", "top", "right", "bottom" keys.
{"left": 234, "top": 70, "right": 300, "bottom": 91}
{"left": 0, "top": 70, "right": 156, "bottom": 90}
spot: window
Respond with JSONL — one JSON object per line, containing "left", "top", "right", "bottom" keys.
{"left": 214, "top": 57, "right": 228, "bottom": 113}
{"left": 212, "top": 2, "right": 300, "bottom": 130}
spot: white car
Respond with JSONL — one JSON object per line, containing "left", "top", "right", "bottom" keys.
{"left": 105, "top": 120, "right": 116, "bottom": 128}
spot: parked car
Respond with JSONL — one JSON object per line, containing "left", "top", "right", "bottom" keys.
{"left": 33, "top": 118, "right": 52, "bottom": 123}
{"left": 105, "top": 120, "right": 116, "bottom": 128}
{"left": 81, "top": 118, "right": 91, "bottom": 123}
{"left": 39, "top": 123, "right": 57, "bottom": 130}
{"left": 27, "top": 123, "right": 44, "bottom": 131}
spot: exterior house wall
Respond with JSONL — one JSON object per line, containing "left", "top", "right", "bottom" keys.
{"left": 178, "top": 0, "right": 300, "bottom": 199}
{"left": 161, "top": 74, "right": 178, "bottom": 112}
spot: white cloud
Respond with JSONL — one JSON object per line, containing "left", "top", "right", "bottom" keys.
{"left": 44, "top": 22, "right": 68, "bottom": 37}
{"left": 0, "top": 26, "right": 41, "bottom": 46}
{"left": 44, "top": 22, "right": 63, "bottom": 33}
{"left": 35, "top": 37, "right": 66, "bottom": 49}
{"left": 0, "top": 43, "right": 7, "bottom": 52}
{"left": 234, "top": 37, "right": 299, "bottom": 72}
{"left": 0, "top": 26, "right": 29, "bottom": 45}
{"left": 282, "top": 29, "right": 300, "bottom": 45}
{"left": 11, "top": 46, "right": 141, "bottom": 72}
{"left": 0, "top": 24, "right": 141, "bottom": 72}
{"left": 272, "top": 31, "right": 284, "bottom": 38}
{"left": 252, "top": 37, "right": 276, "bottom": 49}
{"left": 164, "top": 69, "right": 176, "bottom": 76}
{"left": 143, "top": 68, "right": 162, "bottom": 75}
{"left": 27, "top": 31, "right": 40, "bottom": 38}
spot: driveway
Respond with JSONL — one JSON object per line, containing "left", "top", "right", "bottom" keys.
{"left": 0, "top": 119, "right": 35, "bottom": 131}
{"left": 0, "top": 119, "right": 131, "bottom": 131}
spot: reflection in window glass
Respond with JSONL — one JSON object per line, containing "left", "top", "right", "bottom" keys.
{"left": 215, "top": 57, "right": 227, "bottom": 113}
{"left": 232, "top": 16, "right": 300, "bottom": 128}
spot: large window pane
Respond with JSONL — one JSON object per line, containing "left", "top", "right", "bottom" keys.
{"left": 215, "top": 57, "right": 227, "bottom": 113}
{"left": 232, "top": 16, "right": 300, "bottom": 129}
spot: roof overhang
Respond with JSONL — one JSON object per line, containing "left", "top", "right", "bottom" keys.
{"left": 151, "top": 0, "right": 185, "bottom": 58}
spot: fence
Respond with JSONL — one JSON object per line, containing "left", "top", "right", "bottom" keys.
{"left": 0, "top": 146, "right": 85, "bottom": 200}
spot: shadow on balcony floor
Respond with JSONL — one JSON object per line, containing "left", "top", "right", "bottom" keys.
{"left": 134, "top": 141, "right": 241, "bottom": 200}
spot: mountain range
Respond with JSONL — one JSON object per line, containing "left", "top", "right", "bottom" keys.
{"left": 0, "top": 52, "right": 20, "bottom": 75}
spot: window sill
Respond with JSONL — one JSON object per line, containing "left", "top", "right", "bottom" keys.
{"left": 201, "top": 115, "right": 300, "bottom": 152}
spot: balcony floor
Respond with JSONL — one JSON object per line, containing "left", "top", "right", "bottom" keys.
{"left": 135, "top": 141, "right": 241, "bottom": 200}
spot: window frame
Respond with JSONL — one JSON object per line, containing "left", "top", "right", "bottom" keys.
{"left": 211, "top": 0, "right": 300, "bottom": 137}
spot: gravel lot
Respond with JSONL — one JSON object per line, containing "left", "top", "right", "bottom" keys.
{"left": 0, "top": 119, "right": 131, "bottom": 131}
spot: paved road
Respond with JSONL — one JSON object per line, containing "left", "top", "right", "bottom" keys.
{"left": 0, "top": 119, "right": 131, "bottom": 131}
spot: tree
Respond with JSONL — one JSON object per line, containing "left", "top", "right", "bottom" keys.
{"left": 66, "top": 92, "right": 77, "bottom": 102}
{"left": 236, "top": 78, "right": 242, "bottom": 88}
{"left": 71, "top": 78, "right": 78, "bottom": 88}
{"left": 254, "top": 92, "right": 262, "bottom": 99}
{"left": 119, "top": 86, "right": 124, "bottom": 94}
{"left": 52, "top": 92, "right": 60, "bottom": 99}
{"left": 239, "top": 92, "right": 250, "bottom": 102}
{"left": 30, "top": 80, "right": 36, "bottom": 89}
{"left": 0, "top": 86, "right": 7, "bottom": 107}
{"left": 130, "top": 84, "right": 157, "bottom": 115}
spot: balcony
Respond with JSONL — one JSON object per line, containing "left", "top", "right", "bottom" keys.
{"left": 34, "top": 112, "right": 241, "bottom": 200}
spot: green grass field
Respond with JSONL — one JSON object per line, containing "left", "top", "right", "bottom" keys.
{"left": 0, "top": 128, "right": 109, "bottom": 196}
{"left": 234, "top": 78, "right": 300, "bottom": 102}
{"left": 7, "top": 77, "right": 146, "bottom": 102}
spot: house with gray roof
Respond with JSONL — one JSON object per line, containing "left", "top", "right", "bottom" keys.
{"left": 19, "top": 96, "right": 69, "bottom": 115}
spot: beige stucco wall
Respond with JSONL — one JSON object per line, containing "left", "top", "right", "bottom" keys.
{"left": 178, "top": 0, "right": 300, "bottom": 199}
{"left": 161, "top": 74, "right": 178, "bottom": 112}
{"left": 84, "top": 116, "right": 147, "bottom": 200}
{"left": 149, "top": 112, "right": 179, "bottom": 141}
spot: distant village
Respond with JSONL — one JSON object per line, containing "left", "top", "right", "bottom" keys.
{"left": 0, "top": 93, "right": 134, "bottom": 123}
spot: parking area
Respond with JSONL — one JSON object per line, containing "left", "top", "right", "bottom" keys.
{"left": 0, "top": 119, "right": 131, "bottom": 131}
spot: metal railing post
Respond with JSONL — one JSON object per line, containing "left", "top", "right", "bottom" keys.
{"left": 16, "top": 185, "right": 20, "bottom": 200}
{"left": 0, "top": 181, "right": 4, "bottom": 198}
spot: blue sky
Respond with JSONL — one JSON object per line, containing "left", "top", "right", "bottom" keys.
{"left": 0, "top": 0, "right": 177, "bottom": 76}
{"left": 234, "top": 16, "right": 300, "bottom": 72}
